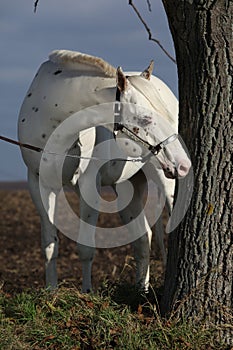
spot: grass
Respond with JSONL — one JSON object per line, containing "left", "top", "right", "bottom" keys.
{"left": 0, "top": 283, "right": 230, "bottom": 350}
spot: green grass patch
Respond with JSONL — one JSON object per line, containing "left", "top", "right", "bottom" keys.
{"left": 0, "top": 285, "right": 229, "bottom": 350}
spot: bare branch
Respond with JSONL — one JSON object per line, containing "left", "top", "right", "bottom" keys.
{"left": 129, "top": 0, "right": 177, "bottom": 64}
{"left": 34, "top": 0, "right": 39, "bottom": 13}
{"left": 146, "top": 0, "right": 152, "bottom": 12}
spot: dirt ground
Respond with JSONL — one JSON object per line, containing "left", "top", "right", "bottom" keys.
{"left": 0, "top": 184, "right": 165, "bottom": 294}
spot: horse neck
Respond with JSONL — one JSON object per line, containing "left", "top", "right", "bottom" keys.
{"left": 94, "top": 85, "right": 116, "bottom": 106}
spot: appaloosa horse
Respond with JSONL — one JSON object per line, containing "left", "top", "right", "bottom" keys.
{"left": 18, "top": 50, "right": 191, "bottom": 292}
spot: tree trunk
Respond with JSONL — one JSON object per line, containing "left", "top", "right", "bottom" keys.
{"left": 161, "top": 0, "right": 233, "bottom": 344}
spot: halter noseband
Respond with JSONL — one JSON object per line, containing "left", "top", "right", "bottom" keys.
{"left": 113, "top": 86, "right": 178, "bottom": 157}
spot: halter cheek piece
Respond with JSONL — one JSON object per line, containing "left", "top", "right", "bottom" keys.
{"left": 113, "top": 86, "right": 178, "bottom": 157}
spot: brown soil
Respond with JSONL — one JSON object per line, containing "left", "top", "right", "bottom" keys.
{"left": 0, "top": 185, "right": 165, "bottom": 294}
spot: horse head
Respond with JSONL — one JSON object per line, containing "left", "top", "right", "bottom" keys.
{"left": 115, "top": 65, "right": 191, "bottom": 179}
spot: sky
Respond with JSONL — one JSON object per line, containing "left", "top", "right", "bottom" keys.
{"left": 0, "top": 0, "right": 177, "bottom": 181}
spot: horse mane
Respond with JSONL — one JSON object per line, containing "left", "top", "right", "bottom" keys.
{"left": 128, "top": 75, "right": 175, "bottom": 125}
{"left": 49, "top": 50, "right": 116, "bottom": 77}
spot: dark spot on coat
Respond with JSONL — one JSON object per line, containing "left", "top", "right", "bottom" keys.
{"left": 50, "top": 117, "right": 61, "bottom": 124}
{"left": 54, "top": 70, "right": 62, "bottom": 75}
{"left": 43, "top": 96, "right": 46, "bottom": 100}
{"left": 55, "top": 104, "right": 58, "bottom": 107}
{"left": 21, "top": 118, "right": 26, "bottom": 122}
{"left": 133, "top": 148, "right": 137, "bottom": 152}
{"left": 32, "top": 107, "right": 39, "bottom": 112}
{"left": 133, "top": 127, "right": 139, "bottom": 134}
{"left": 42, "top": 134, "right": 46, "bottom": 139}
{"left": 138, "top": 116, "right": 152, "bottom": 127}
{"left": 36, "top": 172, "right": 39, "bottom": 176}
{"left": 27, "top": 93, "right": 32, "bottom": 98}
{"left": 125, "top": 141, "right": 129, "bottom": 146}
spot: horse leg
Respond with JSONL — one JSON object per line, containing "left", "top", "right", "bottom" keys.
{"left": 132, "top": 218, "right": 152, "bottom": 292}
{"left": 154, "top": 216, "right": 167, "bottom": 266}
{"left": 117, "top": 171, "right": 152, "bottom": 292}
{"left": 73, "top": 170, "right": 101, "bottom": 293}
{"left": 153, "top": 184, "right": 175, "bottom": 266}
{"left": 28, "top": 170, "right": 59, "bottom": 289}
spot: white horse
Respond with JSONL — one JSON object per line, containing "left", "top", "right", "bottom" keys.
{"left": 18, "top": 50, "right": 191, "bottom": 292}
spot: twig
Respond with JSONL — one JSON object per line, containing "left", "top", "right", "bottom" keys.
{"left": 129, "top": 0, "right": 177, "bottom": 64}
{"left": 146, "top": 0, "right": 152, "bottom": 12}
{"left": 34, "top": 0, "right": 39, "bottom": 13}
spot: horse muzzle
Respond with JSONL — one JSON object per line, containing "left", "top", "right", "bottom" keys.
{"left": 163, "top": 158, "right": 191, "bottom": 179}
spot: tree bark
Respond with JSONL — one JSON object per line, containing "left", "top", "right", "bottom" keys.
{"left": 161, "top": 0, "right": 233, "bottom": 344}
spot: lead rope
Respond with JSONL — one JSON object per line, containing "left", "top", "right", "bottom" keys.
{"left": 0, "top": 134, "right": 143, "bottom": 162}
{"left": 0, "top": 135, "right": 42, "bottom": 153}
{"left": 0, "top": 132, "right": 178, "bottom": 162}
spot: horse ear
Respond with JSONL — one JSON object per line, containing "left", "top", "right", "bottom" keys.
{"left": 141, "top": 60, "right": 154, "bottom": 80}
{"left": 116, "top": 67, "right": 128, "bottom": 92}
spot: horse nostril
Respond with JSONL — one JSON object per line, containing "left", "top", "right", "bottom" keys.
{"left": 163, "top": 165, "right": 175, "bottom": 179}
{"left": 177, "top": 160, "right": 191, "bottom": 177}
